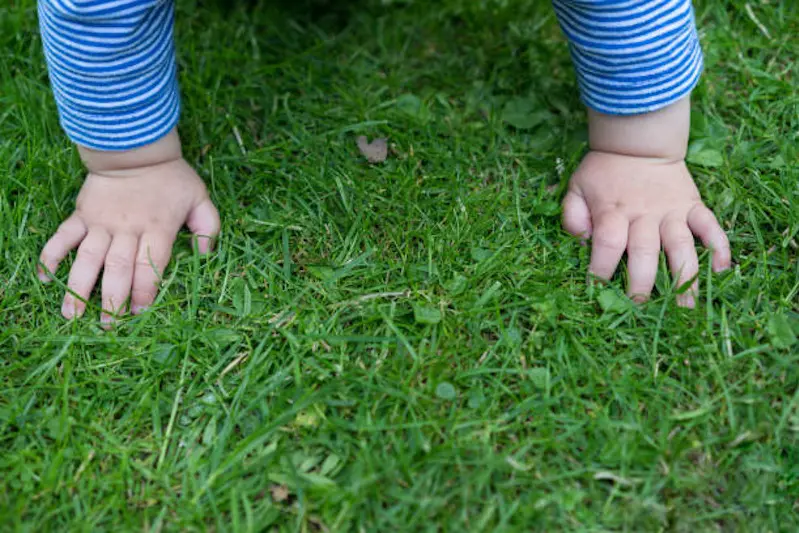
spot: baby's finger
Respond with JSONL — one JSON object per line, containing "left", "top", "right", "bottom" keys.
{"left": 687, "top": 204, "right": 731, "bottom": 273}
{"left": 562, "top": 189, "right": 592, "bottom": 239}
{"left": 626, "top": 217, "right": 660, "bottom": 303}
{"left": 39, "top": 215, "right": 87, "bottom": 282}
{"left": 661, "top": 215, "right": 699, "bottom": 308}
{"left": 63, "top": 228, "right": 112, "bottom": 319}
{"left": 187, "top": 198, "right": 221, "bottom": 254}
{"left": 100, "top": 233, "right": 138, "bottom": 326}
{"left": 589, "top": 212, "right": 628, "bottom": 281}
{"left": 131, "top": 232, "right": 174, "bottom": 314}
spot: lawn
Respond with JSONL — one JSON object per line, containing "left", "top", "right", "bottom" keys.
{"left": 1, "top": 0, "right": 797, "bottom": 530}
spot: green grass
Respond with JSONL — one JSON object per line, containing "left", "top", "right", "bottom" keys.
{"left": 1, "top": 0, "right": 798, "bottom": 530}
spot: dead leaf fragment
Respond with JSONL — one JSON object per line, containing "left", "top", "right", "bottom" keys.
{"left": 593, "top": 471, "right": 638, "bottom": 487}
{"left": 356, "top": 136, "right": 388, "bottom": 163}
{"left": 269, "top": 484, "right": 290, "bottom": 502}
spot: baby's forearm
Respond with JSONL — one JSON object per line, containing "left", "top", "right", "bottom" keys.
{"left": 588, "top": 97, "right": 691, "bottom": 163}
{"left": 552, "top": 0, "right": 701, "bottom": 163}
{"left": 78, "top": 129, "right": 183, "bottom": 175}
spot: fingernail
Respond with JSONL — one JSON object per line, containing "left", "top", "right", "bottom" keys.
{"left": 101, "top": 314, "right": 114, "bottom": 329}
{"left": 677, "top": 293, "right": 696, "bottom": 308}
{"left": 713, "top": 262, "right": 731, "bottom": 273}
{"left": 196, "top": 237, "right": 212, "bottom": 255}
{"left": 586, "top": 274, "right": 607, "bottom": 287}
{"left": 62, "top": 299, "right": 75, "bottom": 319}
{"left": 131, "top": 305, "right": 146, "bottom": 315}
{"left": 38, "top": 270, "right": 51, "bottom": 283}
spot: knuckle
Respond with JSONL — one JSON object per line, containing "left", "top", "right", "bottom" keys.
{"left": 104, "top": 252, "right": 133, "bottom": 271}
{"left": 627, "top": 243, "right": 659, "bottom": 257}
{"left": 667, "top": 235, "right": 696, "bottom": 249}
{"left": 131, "top": 286, "right": 156, "bottom": 303}
{"left": 49, "top": 230, "right": 71, "bottom": 247}
{"left": 66, "top": 283, "right": 86, "bottom": 298}
{"left": 79, "top": 246, "right": 106, "bottom": 263}
{"left": 135, "top": 258, "right": 161, "bottom": 273}
{"left": 672, "top": 263, "right": 698, "bottom": 279}
{"left": 593, "top": 233, "right": 626, "bottom": 251}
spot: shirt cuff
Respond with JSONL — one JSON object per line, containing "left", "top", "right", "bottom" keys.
{"left": 38, "top": 0, "right": 180, "bottom": 151}
{"left": 552, "top": 0, "right": 704, "bottom": 115}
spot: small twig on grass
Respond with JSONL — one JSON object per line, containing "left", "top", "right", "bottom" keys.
{"left": 331, "top": 290, "right": 410, "bottom": 308}
{"left": 744, "top": 3, "right": 772, "bottom": 40}
{"left": 219, "top": 352, "right": 248, "bottom": 380}
{"left": 231, "top": 123, "right": 247, "bottom": 154}
{"left": 73, "top": 449, "right": 95, "bottom": 483}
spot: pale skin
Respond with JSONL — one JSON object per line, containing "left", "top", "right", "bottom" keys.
{"left": 39, "top": 96, "right": 730, "bottom": 323}
{"left": 37, "top": 128, "right": 220, "bottom": 324}
{"left": 563, "top": 96, "right": 731, "bottom": 307}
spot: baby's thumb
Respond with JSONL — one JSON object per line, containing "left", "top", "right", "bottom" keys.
{"left": 187, "top": 198, "right": 221, "bottom": 254}
{"left": 562, "top": 189, "right": 592, "bottom": 240}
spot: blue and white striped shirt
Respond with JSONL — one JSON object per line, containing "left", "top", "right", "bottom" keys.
{"left": 38, "top": 0, "right": 704, "bottom": 151}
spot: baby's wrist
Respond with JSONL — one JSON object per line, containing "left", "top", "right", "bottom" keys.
{"left": 78, "top": 128, "right": 183, "bottom": 175}
{"left": 587, "top": 96, "right": 690, "bottom": 162}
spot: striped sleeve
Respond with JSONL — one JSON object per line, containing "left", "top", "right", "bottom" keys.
{"left": 550, "top": 0, "right": 704, "bottom": 115}
{"left": 37, "top": 0, "right": 180, "bottom": 151}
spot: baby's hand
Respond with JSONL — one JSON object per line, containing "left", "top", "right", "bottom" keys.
{"left": 38, "top": 132, "right": 220, "bottom": 323}
{"left": 561, "top": 98, "right": 731, "bottom": 307}
{"left": 562, "top": 152, "right": 731, "bottom": 306}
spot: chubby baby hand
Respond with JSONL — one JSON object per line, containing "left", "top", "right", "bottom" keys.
{"left": 562, "top": 151, "right": 731, "bottom": 307}
{"left": 39, "top": 140, "right": 220, "bottom": 324}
